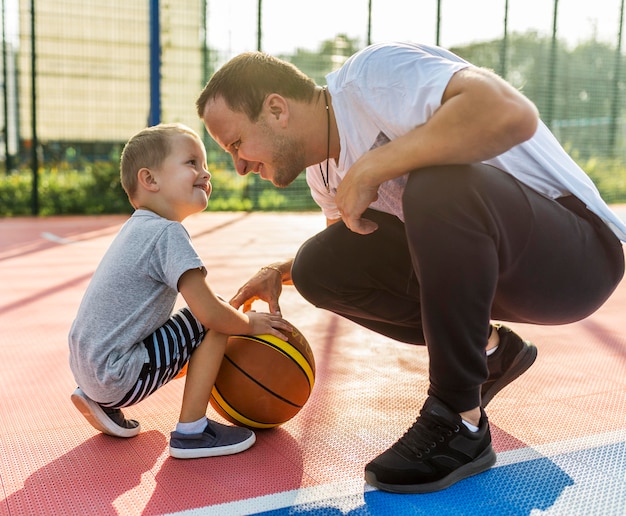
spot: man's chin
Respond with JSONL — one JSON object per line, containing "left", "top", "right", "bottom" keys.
{"left": 272, "top": 171, "right": 302, "bottom": 188}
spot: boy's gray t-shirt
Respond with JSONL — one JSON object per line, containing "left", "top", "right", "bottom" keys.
{"left": 69, "top": 209, "right": 205, "bottom": 404}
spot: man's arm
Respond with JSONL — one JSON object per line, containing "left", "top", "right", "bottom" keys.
{"left": 229, "top": 217, "right": 340, "bottom": 312}
{"left": 336, "top": 66, "right": 540, "bottom": 234}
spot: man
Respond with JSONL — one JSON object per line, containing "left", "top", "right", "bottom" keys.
{"left": 196, "top": 42, "right": 626, "bottom": 493}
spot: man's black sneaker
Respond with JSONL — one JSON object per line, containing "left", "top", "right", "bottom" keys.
{"left": 364, "top": 396, "right": 497, "bottom": 493}
{"left": 482, "top": 324, "right": 537, "bottom": 407}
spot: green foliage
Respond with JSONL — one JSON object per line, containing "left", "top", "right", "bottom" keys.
{"left": 285, "top": 34, "right": 361, "bottom": 86}
{"left": 0, "top": 171, "right": 33, "bottom": 216}
{"left": 82, "top": 162, "right": 133, "bottom": 215}
{"left": 0, "top": 161, "right": 319, "bottom": 217}
{"left": 38, "top": 169, "right": 89, "bottom": 216}
{"left": 0, "top": 164, "right": 130, "bottom": 217}
{"left": 579, "top": 156, "right": 626, "bottom": 204}
{"left": 1, "top": 155, "right": 625, "bottom": 217}
{"left": 5, "top": 32, "right": 626, "bottom": 216}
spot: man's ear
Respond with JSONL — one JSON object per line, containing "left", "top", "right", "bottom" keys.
{"left": 137, "top": 167, "right": 160, "bottom": 193}
{"left": 265, "top": 93, "right": 289, "bottom": 126}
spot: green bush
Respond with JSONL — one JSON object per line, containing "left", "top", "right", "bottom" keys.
{"left": 83, "top": 162, "right": 133, "bottom": 215}
{"left": 0, "top": 163, "right": 133, "bottom": 217}
{"left": 0, "top": 161, "right": 319, "bottom": 216}
{"left": 579, "top": 157, "right": 626, "bottom": 204}
{"left": 4, "top": 155, "right": 623, "bottom": 218}
{"left": 0, "top": 171, "right": 34, "bottom": 216}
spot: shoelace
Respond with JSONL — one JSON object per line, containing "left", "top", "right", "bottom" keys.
{"left": 394, "top": 412, "right": 460, "bottom": 460}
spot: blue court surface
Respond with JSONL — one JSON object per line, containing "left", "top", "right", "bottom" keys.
{"left": 1, "top": 211, "right": 625, "bottom": 515}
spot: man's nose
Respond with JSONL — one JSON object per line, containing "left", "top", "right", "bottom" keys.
{"left": 234, "top": 157, "right": 250, "bottom": 176}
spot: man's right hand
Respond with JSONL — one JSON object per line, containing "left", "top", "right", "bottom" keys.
{"left": 229, "top": 262, "right": 291, "bottom": 314}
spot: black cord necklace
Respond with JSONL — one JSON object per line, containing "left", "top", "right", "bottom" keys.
{"left": 319, "top": 86, "right": 330, "bottom": 193}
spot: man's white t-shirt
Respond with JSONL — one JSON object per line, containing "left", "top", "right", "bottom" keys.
{"left": 306, "top": 41, "right": 626, "bottom": 242}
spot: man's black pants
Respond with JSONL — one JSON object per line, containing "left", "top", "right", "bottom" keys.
{"left": 291, "top": 164, "right": 624, "bottom": 412}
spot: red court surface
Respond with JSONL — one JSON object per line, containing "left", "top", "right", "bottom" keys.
{"left": 1, "top": 211, "right": 625, "bottom": 515}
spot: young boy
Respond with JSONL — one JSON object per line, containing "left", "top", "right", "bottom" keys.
{"left": 69, "top": 123, "right": 291, "bottom": 459}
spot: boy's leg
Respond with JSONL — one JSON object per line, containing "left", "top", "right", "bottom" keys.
{"left": 73, "top": 307, "right": 256, "bottom": 456}
{"left": 179, "top": 329, "right": 227, "bottom": 423}
{"left": 71, "top": 308, "right": 201, "bottom": 438}
{"left": 107, "top": 308, "right": 204, "bottom": 408}
{"left": 72, "top": 308, "right": 202, "bottom": 438}
{"left": 120, "top": 310, "right": 255, "bottom": 457}
{"left": 169, "top": 329, "right": 256, "bottom": 459}
{"left": 71, "top": 387, "right": 141, "bottom": 438}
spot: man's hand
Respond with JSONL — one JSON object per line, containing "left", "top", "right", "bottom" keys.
{"left": 229, "top": 265, "right": 286, "bottom": 314}
{"left": 335, "top": 159, "right": 380, "bottom": 235}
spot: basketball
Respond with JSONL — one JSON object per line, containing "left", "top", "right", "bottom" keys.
{"left": 174, "top": 362, "right": 188, "bottom": 379}
{"left": 209, "top": 324, "right": 315, "bottom": 429}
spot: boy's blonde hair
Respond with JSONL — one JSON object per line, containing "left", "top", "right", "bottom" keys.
{"left": 120, "top": 123, "right": 202, "bottom": 201}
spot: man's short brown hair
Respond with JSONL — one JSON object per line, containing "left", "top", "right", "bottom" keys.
{"left": 196, "top": 52, "right": 317, "bottom": 121}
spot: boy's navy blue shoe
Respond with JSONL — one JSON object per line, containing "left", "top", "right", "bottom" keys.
{"left": 364, "top": 396, "right": 496, "bottom": 493}
{"left": 71, "top": 387, "right": 141, "bottom": 438}
{"left": 169, "top": 419, "right": 256, "bottom": 459}
{"left": 482, "top": 324, "right": 537, "bottom": 407}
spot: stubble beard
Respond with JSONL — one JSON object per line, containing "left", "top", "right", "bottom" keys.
{"left": 270, "top": 133, "right": 308, "bottom": 188}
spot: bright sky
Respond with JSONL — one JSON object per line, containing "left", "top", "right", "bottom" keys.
{"left": 207, "top": 0, "right": 624, "bottom": 60}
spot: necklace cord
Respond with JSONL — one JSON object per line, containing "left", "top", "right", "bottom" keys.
{"left": 319, "top": 87, "right": 330, "bottom": 193}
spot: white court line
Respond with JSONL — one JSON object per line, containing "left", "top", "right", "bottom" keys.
{"left": 163, "top": 429, "right": 626, "bottom": 516}
{"left": 40, "top": 232, "right": 78, "bottom": 245}
{"left": 164, "top": 478, "right": 375, "bottom": 516}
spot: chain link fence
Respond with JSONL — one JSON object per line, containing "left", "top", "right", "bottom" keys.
{"left": 2, "top": 0, "right": 626, "bottom": 213}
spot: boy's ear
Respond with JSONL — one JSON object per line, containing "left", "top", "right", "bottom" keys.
{"left": 137, "top": 167, "right": 160, "bottom": 193}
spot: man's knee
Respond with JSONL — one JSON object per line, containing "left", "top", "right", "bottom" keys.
{"left": 291, "top": 225, "right": 346, "bottom": 306}
{"left": 291, "top": 237, "right": 319, "bottom": 302}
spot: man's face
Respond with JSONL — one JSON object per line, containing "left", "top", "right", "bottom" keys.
{"left": 202, "top": 96, "right": 306, "bottom": 188}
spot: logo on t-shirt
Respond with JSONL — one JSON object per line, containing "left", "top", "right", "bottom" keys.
{"left": 370, "top": 131, "right": 390, "bottom": 150}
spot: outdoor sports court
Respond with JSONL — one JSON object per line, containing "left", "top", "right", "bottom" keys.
{"left": 1, "top": 210, "right": 625, "bottom": 515}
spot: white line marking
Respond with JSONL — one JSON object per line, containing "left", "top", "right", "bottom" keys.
{"left": 40, "top": 232, "right": 77, "bottom": 245}
{"left": 162, "top": 429, "right": 626, "bottom": 516}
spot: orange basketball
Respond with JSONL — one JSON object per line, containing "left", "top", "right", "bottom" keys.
{"left": 209, "top": 323, "right": 315, "bottom": 429}
{"left": 174, "top": 362, "right": 188, "bottom": 379}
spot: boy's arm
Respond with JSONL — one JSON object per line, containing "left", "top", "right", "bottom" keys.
{"left": 178, "top": 268, "right": 289, "bottom": 339}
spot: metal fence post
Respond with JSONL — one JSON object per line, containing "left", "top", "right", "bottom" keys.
{"left": 30, "top": 0, "right": 38, "bottom": 215}
{"left": 148, "top": 0, "right": 161, "bottom": 126}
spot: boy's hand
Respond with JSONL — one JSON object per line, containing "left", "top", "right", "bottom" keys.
{"left": 246, "top": 311, "right": 292, "bottom": 341}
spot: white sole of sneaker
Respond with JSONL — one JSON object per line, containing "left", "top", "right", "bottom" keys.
{"left": 169, "top": 432, "right": 256, "bottom": 459}
{"left": 71, "top": 388, "right": 140, "bottom": 438}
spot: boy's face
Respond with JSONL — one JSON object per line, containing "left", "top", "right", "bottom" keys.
{"left": 152, "top": 133, "right": 211, "bottom": 221}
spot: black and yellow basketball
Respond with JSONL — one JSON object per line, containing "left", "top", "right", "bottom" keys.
{"left": 209, "top": 323, "right": 315, "bottom": 429}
